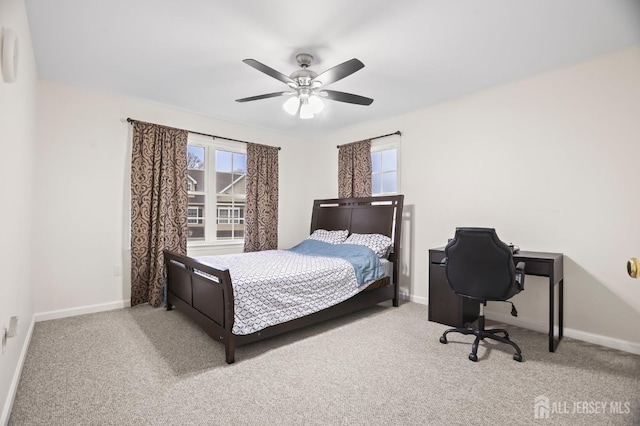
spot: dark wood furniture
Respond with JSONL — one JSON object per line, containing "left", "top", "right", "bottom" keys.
{"left": 428, "top": 249, "right": 480, "bottom": 328}
{"left": 164, "top": 195, "right": 404, "bottom": 364}
{"left": 428, "top": 247, "right": 564, "bottom": 352}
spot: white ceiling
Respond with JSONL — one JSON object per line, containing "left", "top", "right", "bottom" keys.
{"left": 25, "top": 0, "right": 640, "bottom": 139}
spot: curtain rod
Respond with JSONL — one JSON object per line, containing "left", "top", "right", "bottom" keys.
{"left": 336, "top": 130, "right": 401, "bottom": 148}
{"left": 126, "top": 118, "right": 281, "bottom": 150}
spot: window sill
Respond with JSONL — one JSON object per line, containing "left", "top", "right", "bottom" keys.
{"left": 187, "top": 240, "right": 244, "bottom": 257}
{"left": 187, "top": 240, "right": 244, "bottom": 248}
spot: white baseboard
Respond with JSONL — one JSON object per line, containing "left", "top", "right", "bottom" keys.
{"left": 485, "top": 311, "right": 640, "bottom": 355}
{"left": 34, "top": 300, "right": 131, "bottom": 323}
{"left": 399, "top": 292, "right": 640, "bottom": 356}
{"left": 1, "top": 315, "right": 35, "bottom": 426}
{"left": 398, "top": 290, "right": 428, "bottom": 305}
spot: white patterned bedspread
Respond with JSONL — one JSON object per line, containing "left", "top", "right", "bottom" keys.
{"left": 196, "top": 250, "right": 389, "bottom": 335}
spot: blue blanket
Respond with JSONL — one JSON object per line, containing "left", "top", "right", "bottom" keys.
{"left": 287, "top": 239, "right": 384, "bottom": 286}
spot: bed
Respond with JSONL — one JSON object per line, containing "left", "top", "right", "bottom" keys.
{"left": 163, "top": 195, "right": 404, "bottom": 363}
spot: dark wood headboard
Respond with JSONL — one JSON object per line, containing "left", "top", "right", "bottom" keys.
{"left": 310, "top": 195, "right": 404, "bottom": 278}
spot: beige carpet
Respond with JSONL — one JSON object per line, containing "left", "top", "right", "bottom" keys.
{"left": 9, "top": 302, "right": 640, "bottom": 425}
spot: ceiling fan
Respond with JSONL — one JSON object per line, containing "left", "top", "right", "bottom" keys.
{"left": 235, "top": 53, "right": 373, "bottom": 119}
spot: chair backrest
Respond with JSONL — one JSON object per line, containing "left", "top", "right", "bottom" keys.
{"left": 445, "top": 227, "right": 519, "bottom": 301}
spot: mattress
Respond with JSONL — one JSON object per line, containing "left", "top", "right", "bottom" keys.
{"left": 196, "top": 249, "right": 390, "bottom": 335}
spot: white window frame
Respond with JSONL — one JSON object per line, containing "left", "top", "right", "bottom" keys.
{"left": 371, "top": 135, "right": 400, "bottom": 195}
{"left": 187, "top": 133, "right": 247, "bottom": 247}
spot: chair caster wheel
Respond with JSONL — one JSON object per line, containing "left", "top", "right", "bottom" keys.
{"left": 468, "top": 353, "right": 478, "bottom": 362}
{"left": 513, "top": 353, "right": 523, "bottom": 362}
{"left": 439, "top": 336, "right": 447, "bottom": 344}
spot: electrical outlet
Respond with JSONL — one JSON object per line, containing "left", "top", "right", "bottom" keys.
{"left": 114, "top": 265, "right": 122, "bottom": 276}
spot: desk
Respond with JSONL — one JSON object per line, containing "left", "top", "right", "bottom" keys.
{"left": 428, "top": 248, "right": 564, "bottom": 352}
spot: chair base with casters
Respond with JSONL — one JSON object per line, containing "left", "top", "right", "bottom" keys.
{"left": 439, "top": 303, "right": 523, "bottom": 362}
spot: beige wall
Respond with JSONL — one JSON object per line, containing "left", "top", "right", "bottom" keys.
{"left": 33, "top": 81, "right": 310, "bottom": 316}
{"left": 0, "top": 0, "right": 38, "bottom": 422}
{"left": 311, "top": 46, "right": 640, "bottom": 348}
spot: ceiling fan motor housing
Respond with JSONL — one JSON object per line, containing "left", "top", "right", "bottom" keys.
{"left": 296, "top": 53, "right": 313, "bottom": 68}
{"left": 290, "top": 53, "right": 318, "bottom": 87}
{"left": 290, "top": 69, "right": 318, "bottom": 87}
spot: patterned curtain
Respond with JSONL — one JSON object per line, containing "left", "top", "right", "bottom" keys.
{"left": 244, "top": 143, "right": 279, "bottom": 252}
{"left": 130, "top": 121, "right": 188, "bottom": 307}
{"left": 338, "top": 139, "right": 372, "bottom": 198}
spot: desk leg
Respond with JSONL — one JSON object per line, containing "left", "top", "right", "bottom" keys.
{"left": 549, "top": 279, "right": 555, "bottom": 352}
{"left": 559, "top": 279, "right": 564, "bottom": 340}
{"left": 548, "top": 278, "right": 564, "bottom": 352}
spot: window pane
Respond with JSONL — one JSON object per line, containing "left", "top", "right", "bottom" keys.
{"left": 371, "top": 152, "right": 381, "bottom": 173}
{"left": 189, "top": 194, "right": 205, "bottom": 204}
{"left": 187, "top": 204, "right": 204, "bottom": 240}
{"left": 216, "top": 150, "right": 232, "bottom": 173}
{"left": 215, "top": 147, "right": 245, "bottom": 246}
{"left": 187, "top": 169, "right": 205, "bottom": 192}
{"left": 382, "top": 149, "right": 397, "bottom": 172}
{"left": 187, "top": 185, "right": 205, "bottom": 240}
{"left": 216, "top": 171, "right": 232, "bottom": 194}
{"left": 382, "top": 171, "right": 397, "bottom": 193}
{"left": 232, "top": 173, "right": 246, "bottom": 194}
{"left": 371, "top": 144, "right": 399, "bottom": 195}
{"left": 187, "top": 145, "right": 206, "bottom": 192}
{"left": 187, "top": 146, "right": 205, "bottom": 170}
{"left": 234, "top": 153, "right": 247, "bottom": 173}
{"left": 188, "top": 226, "right": 205, "bottom": 240}
{"left": 372, "top": 173, "right": 382, "bottom": 195}
{"left": 216, "top": 229, "right": 231, "bottom": 239}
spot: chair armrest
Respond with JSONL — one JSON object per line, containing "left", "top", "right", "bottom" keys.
{"left": 515, "top": 261, "right": 525, "bottom": 290}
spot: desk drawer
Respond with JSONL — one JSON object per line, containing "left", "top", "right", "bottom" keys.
{"left": 522, "top": 259, "right": 551, "bottom": 277}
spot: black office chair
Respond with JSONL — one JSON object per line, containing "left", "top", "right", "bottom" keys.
{"left": 439, "top": 227, "right": 525, "bottom": 362}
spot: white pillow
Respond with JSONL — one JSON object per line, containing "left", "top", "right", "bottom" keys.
{"left": 344, "top": 233, "right": 393, "bottom": 258}
{"left": 307, "top": 229, "right": 349, "bottom": 244}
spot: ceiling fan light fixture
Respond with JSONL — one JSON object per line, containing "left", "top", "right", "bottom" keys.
{"left": 283, "top": 96, "right": 300, "bottom": 115}
{"left": 299, "top": 100, "right": 314, "bottom": 119}
{"left": 308, "top": 95, "right": 324, "bottom": 114}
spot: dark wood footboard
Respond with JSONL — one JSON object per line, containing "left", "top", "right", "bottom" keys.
{"left": 163, "top": 251, "right": 237, "bottom": 363}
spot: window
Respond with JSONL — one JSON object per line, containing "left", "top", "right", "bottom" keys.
{"left": 371, "top": 137, "right": 399, "bottom": 195}
{"left": 187, "top": 134, "right": 247, "bottom": 244}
